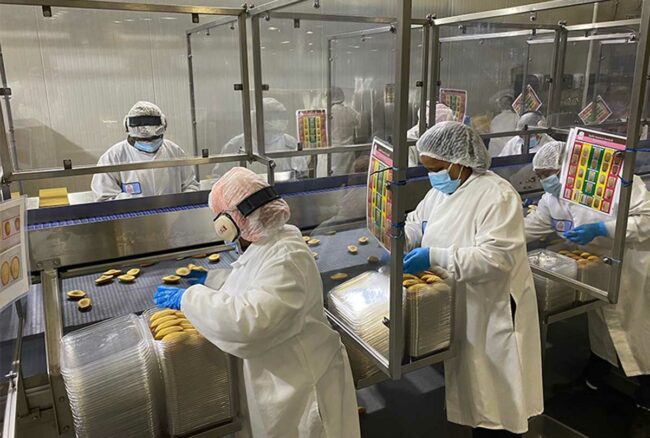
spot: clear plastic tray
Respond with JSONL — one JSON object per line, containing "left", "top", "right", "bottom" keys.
{"left": 528, "top": 249, "right": 578, "bottom": 312}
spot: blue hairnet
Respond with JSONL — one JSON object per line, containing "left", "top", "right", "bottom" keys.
{"left": 416, "top": 121, "right": 491, "bottom": 172}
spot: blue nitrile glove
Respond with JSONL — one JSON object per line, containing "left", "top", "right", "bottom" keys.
{"left": 186, "top": 269, "right": 208, "bottom": 286}
{"left": 563, "top": 222, "right": 608, "bottom": 246}
{"left": 403, "top": 247, "right": 431, "bottom": 275}
{"left": 154, "top": 286, "right": 186, "bottom": 310}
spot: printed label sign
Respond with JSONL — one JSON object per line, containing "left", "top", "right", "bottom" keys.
{"left": 296, "top": 109, "right": 328, "bottom": 149}
{"left": 0, "top": 197, "right": 29, "bottom": 312}
{"left": 367, "top": 137, "right": 393, "bottom": 251}
{"left": 512, "top": 84, "right": 542, "bottom": 114}
{"left": 561, "top": 128, "right": 626, "bottom": 216}
{"left": 439, "top": 88, "right": 467, "bottom": 122}
{"left": 578, "top": 95, "right": 613, "bottom": 125}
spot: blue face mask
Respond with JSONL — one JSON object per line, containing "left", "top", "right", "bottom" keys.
{"left": 529, "top": 136, "right": 540, "bottom": 149}
{"left": 541, "top": 174, "right": 562, "bottom": 197}
{"left": 428, "top": 164, "right": 461, "bottom": 195}
{"left": 134, "top": 137, "right": 163, "bottom": 153}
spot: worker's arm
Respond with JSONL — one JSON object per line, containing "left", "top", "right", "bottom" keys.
{"left": 90, "top": 154, "right": 123, "bottom": 201}
{"left": 181, "top": 165, "right": 199, "bottom": 192}
{"left": 428, "top": 190, "right": 524, "bottom": 283}
{"left": 181, "top": 250, "right": 308, "bottom": 359}
{"left": 603, "top": 175, "right": 650, "bottom": 243}
{"left": 523, "top": 195, "right": 555, "bottom": 243}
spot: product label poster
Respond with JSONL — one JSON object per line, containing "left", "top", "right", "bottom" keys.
{"left": 296, "top": 109, "right": 328, "bottom": 149}
{"left": 367, "top": 138, "right": 393, "bottom": 251}
{"left": 0, "top": 197, "right": 29, "bottom": 312}
{"left": 561, "top": 128, "right": 626, "bottom": 216}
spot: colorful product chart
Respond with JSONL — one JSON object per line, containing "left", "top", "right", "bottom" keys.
{"left": 578, "top": 95, "right": 613, "bottom": 125}
{"left": 512, "top": 84, "right": 542, "bottom": 114}
{"left": 562, "top": 128, "right": 626, "bottom": 215}
{"left": 367, "top": 138, "right": 393, "bottom": 251}
{"left": 296, "top": 109, "right": 328, "bottom": 149}
{"left": 439, "top": 88, "right": 467, "bottom": 123}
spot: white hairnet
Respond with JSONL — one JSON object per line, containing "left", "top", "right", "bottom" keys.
{"left": 532, "top": 141, "right": 566, "bottom": 170}
{"left": 416, "top": 121, "right": 491, "bottom": 172}
{"left": 262, "top": 97, "right": 287, "bottom": 119}
{"left": 516, "top": 111, "right": 547, "bottom": 131}
{"left": 209, "top": 167, "right": 290, "bottom": 243}
{"left": 124, "top": 101, "right": 167, "bottom": 138}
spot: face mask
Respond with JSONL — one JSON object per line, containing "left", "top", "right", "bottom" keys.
{"left": 134, "top": 137, "right": 163, "bottom": 153}
{"left": 541, "top": 174, "right": 562, "bottom": 197}
{"left": 528, "top": 136, "right": 540, "bottom": 149}
{"left": 213, "top": 212, "right": 240, "bottom": 243}
{"left": 428, "top": 163, "right": 461, "bottom": 195}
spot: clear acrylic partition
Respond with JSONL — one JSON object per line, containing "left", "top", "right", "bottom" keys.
{"left": 555, "top": 25, "right": 638, "bottom": 134}
{"left": 439, "top": 26, "right": 539, "bottom": 158}
{"left": 0, "top": 5, "right": 242, "bottom": 203}
{"left": 189, "top": 20, "right": 245, "bottom": 186}
{"left": 255, "top": 17, "right": 398, "bottom": 182}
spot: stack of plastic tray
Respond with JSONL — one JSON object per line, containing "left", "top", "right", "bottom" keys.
{"left": 59, "top": 314, "right": 161, "bottom": 438}
{"left": 576, "top": 255, "right": 609, "bottom": 302}
{"left": 328, "top": 271, "right": 391, "bottom": 360}
{"left": 143, "top": 309, "right": 232, "bottom": 436}
{"left": 404, "top": 266, "right": 453, "bottom": 358}
{"left": 528, "top": 249, "right": 578, "bottom": 312}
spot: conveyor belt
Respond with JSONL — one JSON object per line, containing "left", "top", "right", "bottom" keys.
{"left": 0, "top": 251, "right": 237, "bottom": 342}
{"left": 27, "top": 204, "right": 206, "bottom": 231}
{"left": 2, "top": 226, "right": 388, "bottom": 342}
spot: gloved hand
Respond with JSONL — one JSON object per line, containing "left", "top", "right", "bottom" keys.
{"left": 403, "top": 247, "right": 431, "bottom": 275}
{"left": 563, "top": 222, "right": 608, "bottom": 245}
{"left": 154, "top": 286, "right": 186, "bottom": 310}
{"left": 186, "top": 269, "right": 208, "bottom": 286}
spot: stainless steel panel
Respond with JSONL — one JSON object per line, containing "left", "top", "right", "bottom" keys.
{"left": 0, "top": 0, "right": 243, "bottom": 16}
{"left": 433, "top": 0, "right": 604, "bottom": 26}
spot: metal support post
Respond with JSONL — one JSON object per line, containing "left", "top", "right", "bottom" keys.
{"left": 237, "top": 13, "right": 253, "bottom": 160}
{"left": 326, "top": 39, "right": 333, "bottom": 176}
{"left": 418, "top": 23, "right": 430, "bottom": 137}
{"left": 548, "top": 28, "right": 567, "bottom": 119}
{"left": 428, "top": 23, "right": 440, "bottom": 128}
{"left": 607, "top": 0, "right": 650, "bottom": 305}
{"left": 590, "top": 42, "right": 604, "bottom": 125}
{"left": 186, "top": 33, "right": 200, "bottom": 179}
{"left": 251, "top": 16, "right": 267, "bottom": 175}
{"left": 41, "top": 268, "right": 74, "bottom": 437}
{"left": 388, "top": 0, "right": 412, "bottom": 379}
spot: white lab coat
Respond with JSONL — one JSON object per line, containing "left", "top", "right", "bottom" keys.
{"left": 405, "top": 171, "right": 543, "bottom": 433}
{"left": 212, "top": 133, "right": 309, "bottom": 179}
{"left": 498, "top": 134, "right": 554, "bottom": 157}
{"left": 524, "top": 176, "right": 650, "bottom": 376}
{"left": 91, "top": 139, "right": 198, "bottom": 201}
{"left": 489, "top": 110, "right": 520, "bottom": 157}
{"left": 181, "top": 225, "right": 360, "bottom": 438}
{"left": 330, "top": 103, "right": 361, "bottom": 176}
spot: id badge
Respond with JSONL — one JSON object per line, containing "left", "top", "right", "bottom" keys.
{"left": 121, "top": 182, "right": 142, "bottom": 195}
{"left": 551, "top": 218, "right": 573, "bottom": 233}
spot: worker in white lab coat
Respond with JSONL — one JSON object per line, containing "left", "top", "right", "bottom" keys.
{"left": 330, "top": 87, "right": 362, "bottom": 176}
{"left": 488, "top": 93, "right": 519, "bottom": 157}
{"left": 498, "top": 111, "right": 554, "bottom": 157}
{"left": 212, "top": 98, "right": 308, "bottom": 180}
{"left": 403, "top": 121, "right": 543, "bottom": 436}
{"left": 406, "top": 101, "right": 455, "bottom": 167}
{"left": 524, "top": 141, "right": 650, "bottom": 420}
{"left": 91, "top": 101, "right": 199, "bottom": 201}
{"left": 154, "top": 167, "right": 360, "bottom": 438}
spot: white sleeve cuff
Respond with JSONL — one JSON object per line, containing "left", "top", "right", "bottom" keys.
{"left": 428, "top": 247, "right": 453, "bottom": 273}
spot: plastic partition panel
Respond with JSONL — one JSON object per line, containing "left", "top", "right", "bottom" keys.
{"left": 0, "top": 5, "right": 234, "bottom": 196}
{"left": 190, "top": 21, "right": 245, "bottom": 179}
